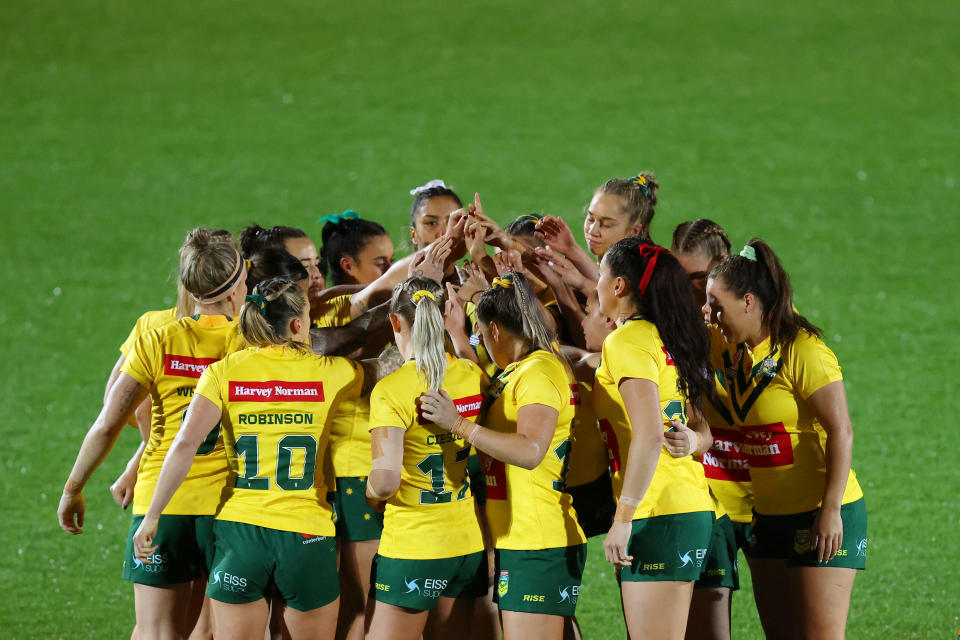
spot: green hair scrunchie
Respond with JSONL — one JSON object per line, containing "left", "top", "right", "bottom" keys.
{"left": 317, "top": 209, "right": 361, "bottom": 225}
{"left": 245, "top": 293, "right": 268, "bottom": 315}
{"left": 515, "top": 213, "right": 543, "bottom": 224}
{"left": 739, "top": 245, "right": 757, "bottom": 262}
{"left": 629, "top": 174, "right": 649, "bottom": 196}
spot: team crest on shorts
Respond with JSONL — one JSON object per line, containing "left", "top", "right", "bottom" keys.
{"left": 794, "top": 529, "right": 811, "bottom": 555}
{"left": 497, "top": 571, "right": 509, "bottom": 597}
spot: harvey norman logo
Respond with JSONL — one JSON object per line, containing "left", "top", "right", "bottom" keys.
{"left": 229, "top": 381, "right": 325, "bottom": 403}
{"left": 164, "top": 355, "right": 218, "bottom": 379}
{"left": 454, "top": 394, "right": 483, "bottom": 418}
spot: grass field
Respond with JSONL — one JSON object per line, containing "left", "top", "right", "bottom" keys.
{"left": 2, "top": 0, "right": 958, "bottom": 637}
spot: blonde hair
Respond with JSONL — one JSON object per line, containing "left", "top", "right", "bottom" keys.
{"left": 389, "top": 277, "right": 447, "bottom": 391}
{"left": 595, "top": 171, "right": 660, "bottom": 236}
{"left": 477, "top": 272, "right": 559, "bottom": 359}
{"left": 178, "top": 227, "right": 241, "bottom": 303}
{"left": 238, "top": 277, "right": 310, "bottom": 352}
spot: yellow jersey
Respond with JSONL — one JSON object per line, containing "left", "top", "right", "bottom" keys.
{"left": 195, "top": 346, "right": 364, "bottom": 536}
{"left": 707, "top": 331, "right": 863, "bottom": 515}
{"left": 700, "top": 325, "right": 754, "bottom": 523}
{"left": 593, "top": 318, "right": 714, "bottom": 520}
{"left": 368, "top": 355, "right": 488, "bottom": 559}
{"left": 482, "top": 349, "right": 585, "bottom": 550}
{"left": 121, "top": 315, "right": 244, "bottom": 516}
{"left": 565, "top": 381, "right": 609, "bottom": 488}
{"left": 119, "top": 307, "right": 177, "bottom": 357}
{"left": 312, "top": 294, "right": 353, "bottom": 329}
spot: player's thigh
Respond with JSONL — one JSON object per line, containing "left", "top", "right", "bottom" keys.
{"left": 745, "top": 557, "right": 793, "bottom": 640}
{"left": 792, "top": 566, "right": 856, "bottom": 640}
{"left": 133, "top": 582, "right": 194, "bottom": 640}
{"left": 686, "top": 587, "right": 731, "bottom": 640}
{"left": 500, "top": 610, "right": 564, "bottom": 640}
{"left": 366, "top": 599, "right": 430, "bottom": 640}
{"left": 282, "top": 597, "right": 340, "bottom": 640}
{"left": 620, "top": 580, "right": 694, "bottom": 640}
{"left": 210, "top": 599, "right": 270, "bottom": 640}
{"left": 424, "top": 596, "right": 476, "bottom": 640}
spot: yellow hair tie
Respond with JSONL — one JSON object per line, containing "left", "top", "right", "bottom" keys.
{"left": 491, "top": 276, "right": 513, "bottom": 289}
{"left": 411, "top": 290, "right": 436, "bottom": 304}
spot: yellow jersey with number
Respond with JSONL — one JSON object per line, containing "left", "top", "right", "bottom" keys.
{"left": 195, "top": 346, "right": 364, "bottom": 536}
{"left": 707, "top": 331, "right": 863, "bottom": 515}
{"left": 122, "top": 315, "right": 244, "bottom": 516}
{"left": 119, "top": 307, "right": 177, "bottom": 357}
{"left": 593, "top": 318, "right": 715, "bottom": 520}
{"left": 482, "top": 349, "right": 585, "bottom": 551}
{"left": 700, "top": 325, "right": 754, "bottom": 523}
{"left": 311, "top": 294, "right": 353, "bottom": 329}
{"left": 368, "top": 355, "right": 488, "bottom": 559}
{"left": 565, "top": 381, "right": 609, "bottom": 488}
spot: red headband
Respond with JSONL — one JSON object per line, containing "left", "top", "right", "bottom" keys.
{"left": 637, "top": 244, "right": 667, "bottom": 298}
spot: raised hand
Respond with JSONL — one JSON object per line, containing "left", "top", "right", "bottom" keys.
{"left": 534, "top": 215, "right": 577, "bottom": 255}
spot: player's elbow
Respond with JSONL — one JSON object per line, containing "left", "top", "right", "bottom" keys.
{"left": 367, "top": 470, "right": 401, "bottom": 499}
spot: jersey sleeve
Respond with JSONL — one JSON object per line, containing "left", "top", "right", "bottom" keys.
{"left": 369, "top": 370, "right": 415, "bottom": 430}
{"left": 194, "top": 359, "right": 226, "bottom": 410}
{"left": 120, "top": 329, "right": 161, "bottom": 389}
{"left": 604, "top": 327, "right": 660, "bottom": 385}
{"left": 118, "top": 317, "right": 142, "bottom": 357}
{"left": 787, "top": 331, "right": 843, "bottom": 399}
{"left": 512, "top": 358, "right": 566, "bottom": 413}
{"left": 312, "top": 295, "right": 353, "bottom": 329}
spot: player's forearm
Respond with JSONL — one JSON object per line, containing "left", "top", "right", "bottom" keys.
{"left": 366, "top": 469, "right": 401, "bottom": 500}
{"left": 311, "top": 302, "right": 391, "bottom": 357}
{"left": 123, "top": 441, "right": 147, "bottom": 478}
{"left": 566, "top": 244, "right": 599, "bottom": 284}
{"left": 64, "top": 417, "right": 127, "bottom": 494}
{"left": 464, "top": 423, "right": 548, "bottom": 470}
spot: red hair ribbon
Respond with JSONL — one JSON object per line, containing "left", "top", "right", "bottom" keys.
{"left": 637, "top": 243, "right": 668, "bottom": 298}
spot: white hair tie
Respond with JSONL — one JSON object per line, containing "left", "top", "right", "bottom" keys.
{"left": 410, "top": 179, "right": 448, "bottom": 196}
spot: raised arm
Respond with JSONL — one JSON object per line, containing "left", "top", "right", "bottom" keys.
{"left": 419, "top": 390, "right": 558, "bottom": 470}
{"left": 59, "top": 374, "right": 148, "bottom": 534}
{"left": 309, "top": 301, "right": 392, "bottom": 358}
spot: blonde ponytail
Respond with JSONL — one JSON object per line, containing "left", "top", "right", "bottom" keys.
{"left": 238, "top": 278, "right": 310, "bottom": 351}
{"left": 390, "top": 278, "right": 447, "bottom": 391}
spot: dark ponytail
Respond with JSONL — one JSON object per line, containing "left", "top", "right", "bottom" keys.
{"left": 239, "top": 223, "right": 308, "bottom": 259}
{"left": 318, "top": 217, "right": 388, "bottom": 285}
{"left": 604, "top": 237, "right": 712, "bottom": 408}
{"left": 710, "top": 238, "right": 821, "bottom": 350}
{"left": 245, "top": 249, "right": 309, "bottom": 292}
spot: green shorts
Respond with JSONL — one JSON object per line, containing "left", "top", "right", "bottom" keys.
{"left": 467, "top": 454, "right": 486, "bottom": 507}
{"left": 493, "top": 544, "right": 587, "bottom": 616}
{"left": 694, "top": 515, "right": 752, "bottom": 590}
{"left": 122, "top": 514, "right": 215, "bottom": 586}
{"left": 567, "top": 471, "right": 615, "bottom": 539}
{"left": 620, "top": 511, "right": 715, "bottom": 582}
{"left": 371, "top": 551, "right": 487, "bottom": 611}
{"left": 328, "top": 476, "right": 383, "bottom": 542}
{"left": 749, "top": 498, "right": 867, "bottom": 569}
{"left": 206, "top": 520, "right": 339, "bottom": 611}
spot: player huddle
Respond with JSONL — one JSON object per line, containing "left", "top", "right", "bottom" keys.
{"left": 58, "top": 175, "right": 867, "bottom": 640}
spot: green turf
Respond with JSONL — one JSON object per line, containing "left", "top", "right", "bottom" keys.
{"left": 2, "top": 0, "right": 958, "bottom": 637}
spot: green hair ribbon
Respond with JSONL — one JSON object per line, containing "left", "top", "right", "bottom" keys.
{"left": 317, "top": 209, "right": 361, "bottom": 225}
{"left": 629, "top": 174, "right": 649, "bottom": 195}
{"left": 739, "top": 245, "right": 757, "bottom": 261}
{"left": 491, "top": 275, "right": 514, "bottom": 289}
{"left": 245, "top": 293, "right": 268, "bottom": 315}
{"left": 515, "top": 213, "right": 543, "bottom": 224}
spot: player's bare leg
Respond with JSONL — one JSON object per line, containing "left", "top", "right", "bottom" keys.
{"left": 620, "top": 580, "right": 695, "bottom": 640}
